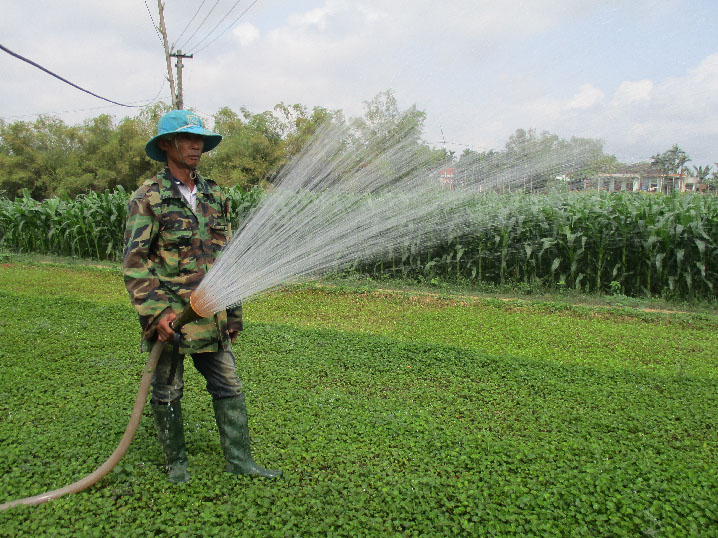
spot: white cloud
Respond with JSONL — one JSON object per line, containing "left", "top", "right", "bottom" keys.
{"left": 536, "top": 53, "right": 718, "bottom": 163}
{"left": 612, "top": 80, "right": 653, "bottom": 106}
{"left": 232, "top": 23, "right": 260, "bottom": 47}
{"left": 566, "top": 84, "right": 605, "bottom": 110}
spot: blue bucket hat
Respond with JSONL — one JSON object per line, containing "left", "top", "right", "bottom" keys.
{"left": 145, "top": 110, "right": 222, "bottom": 162}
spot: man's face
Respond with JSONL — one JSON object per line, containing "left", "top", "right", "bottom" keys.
{"left": 159, "top": 133, "right": 205, "bottom": 168}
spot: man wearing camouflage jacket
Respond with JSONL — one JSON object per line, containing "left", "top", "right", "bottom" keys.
{"left": 123, "top": 110, "right": 280, "bottom": 483}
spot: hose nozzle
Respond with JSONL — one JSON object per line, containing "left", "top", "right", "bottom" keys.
{"left": 171, "top": 298, "right": 204, "bottom": 332}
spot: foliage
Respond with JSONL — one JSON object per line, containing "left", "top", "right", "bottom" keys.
{"left": 455, "top": 129, "right": 618, "bottom": 193}
{"left": 0, "top": 188, "right": 129, "bottom": 261}
{"left": 0, "top": 186, "right": 262, "bottom": 261}
{"left": 0, "top": 109, "right": 163, "bottom": 200}
{"left": 652, "top": 144, "right": 691, "bottom": 177}
{"left": 707, "top": 164, "right": 718, "bottom": 192}
{"left": 2, "top": 189, "right": 717, "bottom": 299}
{"left": 0, "top": 263, "right": 716, "bottom": 536}
{"left": 201, "top": 106, "right": 288, "bottom": 190}
{"left": 354, "top": 190, "right": 718, "bottom": 300}
{"left": 0, "top": 100, "right": 332, "bottom": 199}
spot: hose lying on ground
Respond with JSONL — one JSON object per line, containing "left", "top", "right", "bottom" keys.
{"left": 0, "top": 304, "right": 202, "bottom": 511}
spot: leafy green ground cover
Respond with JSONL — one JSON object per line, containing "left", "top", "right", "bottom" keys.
{"left": 0, "top": 260, "right": 717, "bottom": 536}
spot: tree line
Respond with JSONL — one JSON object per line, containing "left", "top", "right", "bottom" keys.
{"left": 1, "top": 90, "right": 714, "bottom": 200}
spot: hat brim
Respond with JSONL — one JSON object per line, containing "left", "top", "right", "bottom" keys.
{"left": 145, "top": 127, "right": 222, "bottom": 162}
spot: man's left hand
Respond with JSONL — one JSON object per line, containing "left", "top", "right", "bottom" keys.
{"left": 228, "top": 329, "right": 239, "bottom": 342}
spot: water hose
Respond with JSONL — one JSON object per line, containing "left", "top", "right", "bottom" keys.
{"left": 0, "top": 302, "right": 203, "bottom": 511}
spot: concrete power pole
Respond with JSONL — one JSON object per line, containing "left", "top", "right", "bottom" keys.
{"left": 156, "top": 1, "right": 194, "bottom": 110}
{"left": 171, "top": 50, "right": 193, "bottom": 110}
{"left": 156, "top": 0, "right": 177, "bottom": 109}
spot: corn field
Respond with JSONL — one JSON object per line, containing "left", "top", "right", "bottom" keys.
{"left": 1, "top": 188, "right": 716, "bottom": 299}
{"left": 0, "top": 186, "right": 261, "bottom": 262}
{"left": 0, "top": 188, "right": 130, "bottom": 261}
{"left": 356, "top": 191, "right": 718, "bottom": 299}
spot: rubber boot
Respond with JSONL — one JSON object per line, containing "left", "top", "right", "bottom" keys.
{"left": 151, "top": 400, "right": 190, "bottom": 484}
{"left": 213, "top": 394, "right": 281, "bottom": 478}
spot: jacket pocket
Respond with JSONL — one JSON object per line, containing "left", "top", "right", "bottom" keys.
{"left": 160, "top": 229, "right": 196, "bottom": 276}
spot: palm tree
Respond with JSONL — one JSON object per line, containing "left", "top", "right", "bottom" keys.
{"left": 651, "top": 144, "right": 691, "bottom": 176}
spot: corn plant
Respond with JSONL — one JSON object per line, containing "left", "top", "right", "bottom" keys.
{"left": 1, "top": 187, "right": 716, "bottom": 299}
{"left": 0, "top": 185, "right": 263, "bottom": 262}
{"left": 353, "top": 191, "right": 717, "bottom": 299}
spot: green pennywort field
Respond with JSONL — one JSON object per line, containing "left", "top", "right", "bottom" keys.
{"left": 0, "top": 259, "right": 717, "bottom": 536}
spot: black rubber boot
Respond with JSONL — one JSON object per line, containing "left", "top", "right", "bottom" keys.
{"left": 151, "top": 400, "right": 190, "bottom": 484}
{"left": 213, "top": 394, "right": 281, "bottom": 478}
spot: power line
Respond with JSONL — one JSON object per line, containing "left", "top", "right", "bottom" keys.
{"left": 173, "top": 0, "right": 208, "bottom": 50}
{"left": 189, "top": 0, "right": 259, "bottom": 55}
{"left": 0, "top": 77, "right": 169, "bottom": 122}
{"left": 1, "top": 43, "right": 140, "bottom": 108}
{"left": 144, "top": 0, "right": 164, "bottom": 46}
{"left": 174, "top": 0, "right": 221, "bottom": 52}
{"left": 184, "top": 0, "right": 245, "bottom": 53}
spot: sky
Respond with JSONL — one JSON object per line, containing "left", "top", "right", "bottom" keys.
{"left": 2, "top": 0, "right": 717, "bottom": 165}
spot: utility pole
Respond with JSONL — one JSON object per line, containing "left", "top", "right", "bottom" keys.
{"left": 156, "top": 1, "right": 194, "bottom": 110}
{"left": 170, "top": 50, "right": 193, "bottom": 110}
{"left": 156, "top": 0, "right": 177, "bottom": 109}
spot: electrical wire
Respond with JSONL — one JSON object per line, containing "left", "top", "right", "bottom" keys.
{"left": 144, "top": 0, "right": 164, "bottom": 46}
{"left": 173, "top": 0, "right": 208, "bottom": 50}
{"left": 183, "top": 0, "right": 245, "bottom": 54}
{"left": 1, "top": 43, "right": 140, "bottom": 108}
{"left": 189, "top": 0, "right": 259, "bottom": 55}
{"left": 0, "top": 77, "right": 168, "bottom": 122}
{"left": 174, "top": 0, "right": 221, "bottom": 52}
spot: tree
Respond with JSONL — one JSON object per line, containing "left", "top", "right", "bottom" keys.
{"left": 202, "top": 106, "right": 287, "bottom": 189}
{"left": 274, "top": 102, "right": 341, "bottom": 158}
{"left": 346, "top": 90, "right": 445, "bottom": 186}
{"left": 651, "top": 144, "right": 691, "bottom": 176}
{"left": 693, "top": 164, "right": 712, "bottom": 182}
{"left": 0, "top": 115, "right": 84, "bottom": 198}
{"left": 707, "top": 164, "right": 718, "bottom": 192}
{"left": 451, "top": 130, "right": 615, "bottom": 193}
{"left": 350, "top": 90, "right": 426, "bottom": 149}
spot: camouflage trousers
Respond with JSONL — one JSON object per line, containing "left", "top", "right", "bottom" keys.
{"left": 150, "top": 346, "right": 244, "bottom": 404}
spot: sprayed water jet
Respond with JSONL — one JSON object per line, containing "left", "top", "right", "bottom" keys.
{"left": 193, "top": 120, "right": 598, "bottom": 312}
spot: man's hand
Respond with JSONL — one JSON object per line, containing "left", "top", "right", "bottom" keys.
{"left": 228, "top": 329, "right": 239, "bottom": 343}
{"left": 156, "top": 312, "right": 178, "bottom": 342}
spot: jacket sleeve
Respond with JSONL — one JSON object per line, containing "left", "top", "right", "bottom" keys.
{"left": 226, "top": 302, "right": 243, "bottom": 332}
{"left": 122, "top": 191, "right": 171, "bottom": 337}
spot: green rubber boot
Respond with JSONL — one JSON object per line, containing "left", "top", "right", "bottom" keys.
{"left": 152, "top": 400, "right": 190, "bottom": 484}
{"left": 213, "top": 394, "right": 281, "bottom": 479}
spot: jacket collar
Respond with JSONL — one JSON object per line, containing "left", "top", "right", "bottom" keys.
{"left": 157, "top": 168, "right": 212, "bottom": 199}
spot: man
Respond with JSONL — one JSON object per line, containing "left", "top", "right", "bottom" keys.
{"left": 123, "top": 109, "right": 280, "bottom": 483}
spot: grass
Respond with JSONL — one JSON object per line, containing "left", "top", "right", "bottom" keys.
{"left": 0, "top": 256, "right": 717, "bottom": 536}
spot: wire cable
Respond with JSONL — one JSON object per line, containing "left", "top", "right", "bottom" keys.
{"left": 0, "top": 77, "right": 169, "bottom": 122}
{"left": 173, "top": 0, "right": 208, "bottom": 50}
{"left": 189, "top": 0, "right": 259, "bottom": 55}
{"left": 183, "top": 0, "right": 245, "bottom": 53}
{"left": 1, "top": 43, "right": 140, "bottom": 108}
{"left": 144, "top": 0, "right": 164, "bottom": 46}
{"left": 174, "top": 0, "right": 221, "bottom": 52}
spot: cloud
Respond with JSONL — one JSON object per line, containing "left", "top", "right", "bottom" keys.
{"left": 612, "top": 80, "right": 653, "bottom": 106}
{"left": 232, "top": 23, "right": 260, "bottom": 47}
{"left": 566, "top": 84, "right": 605, "bottom": 110}
{"left": 539, "top": 53, "right": 718, "bottom": 163}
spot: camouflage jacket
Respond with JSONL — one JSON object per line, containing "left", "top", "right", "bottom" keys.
{"left": 123, "top": 169, "right": 242, "bottom": 353}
